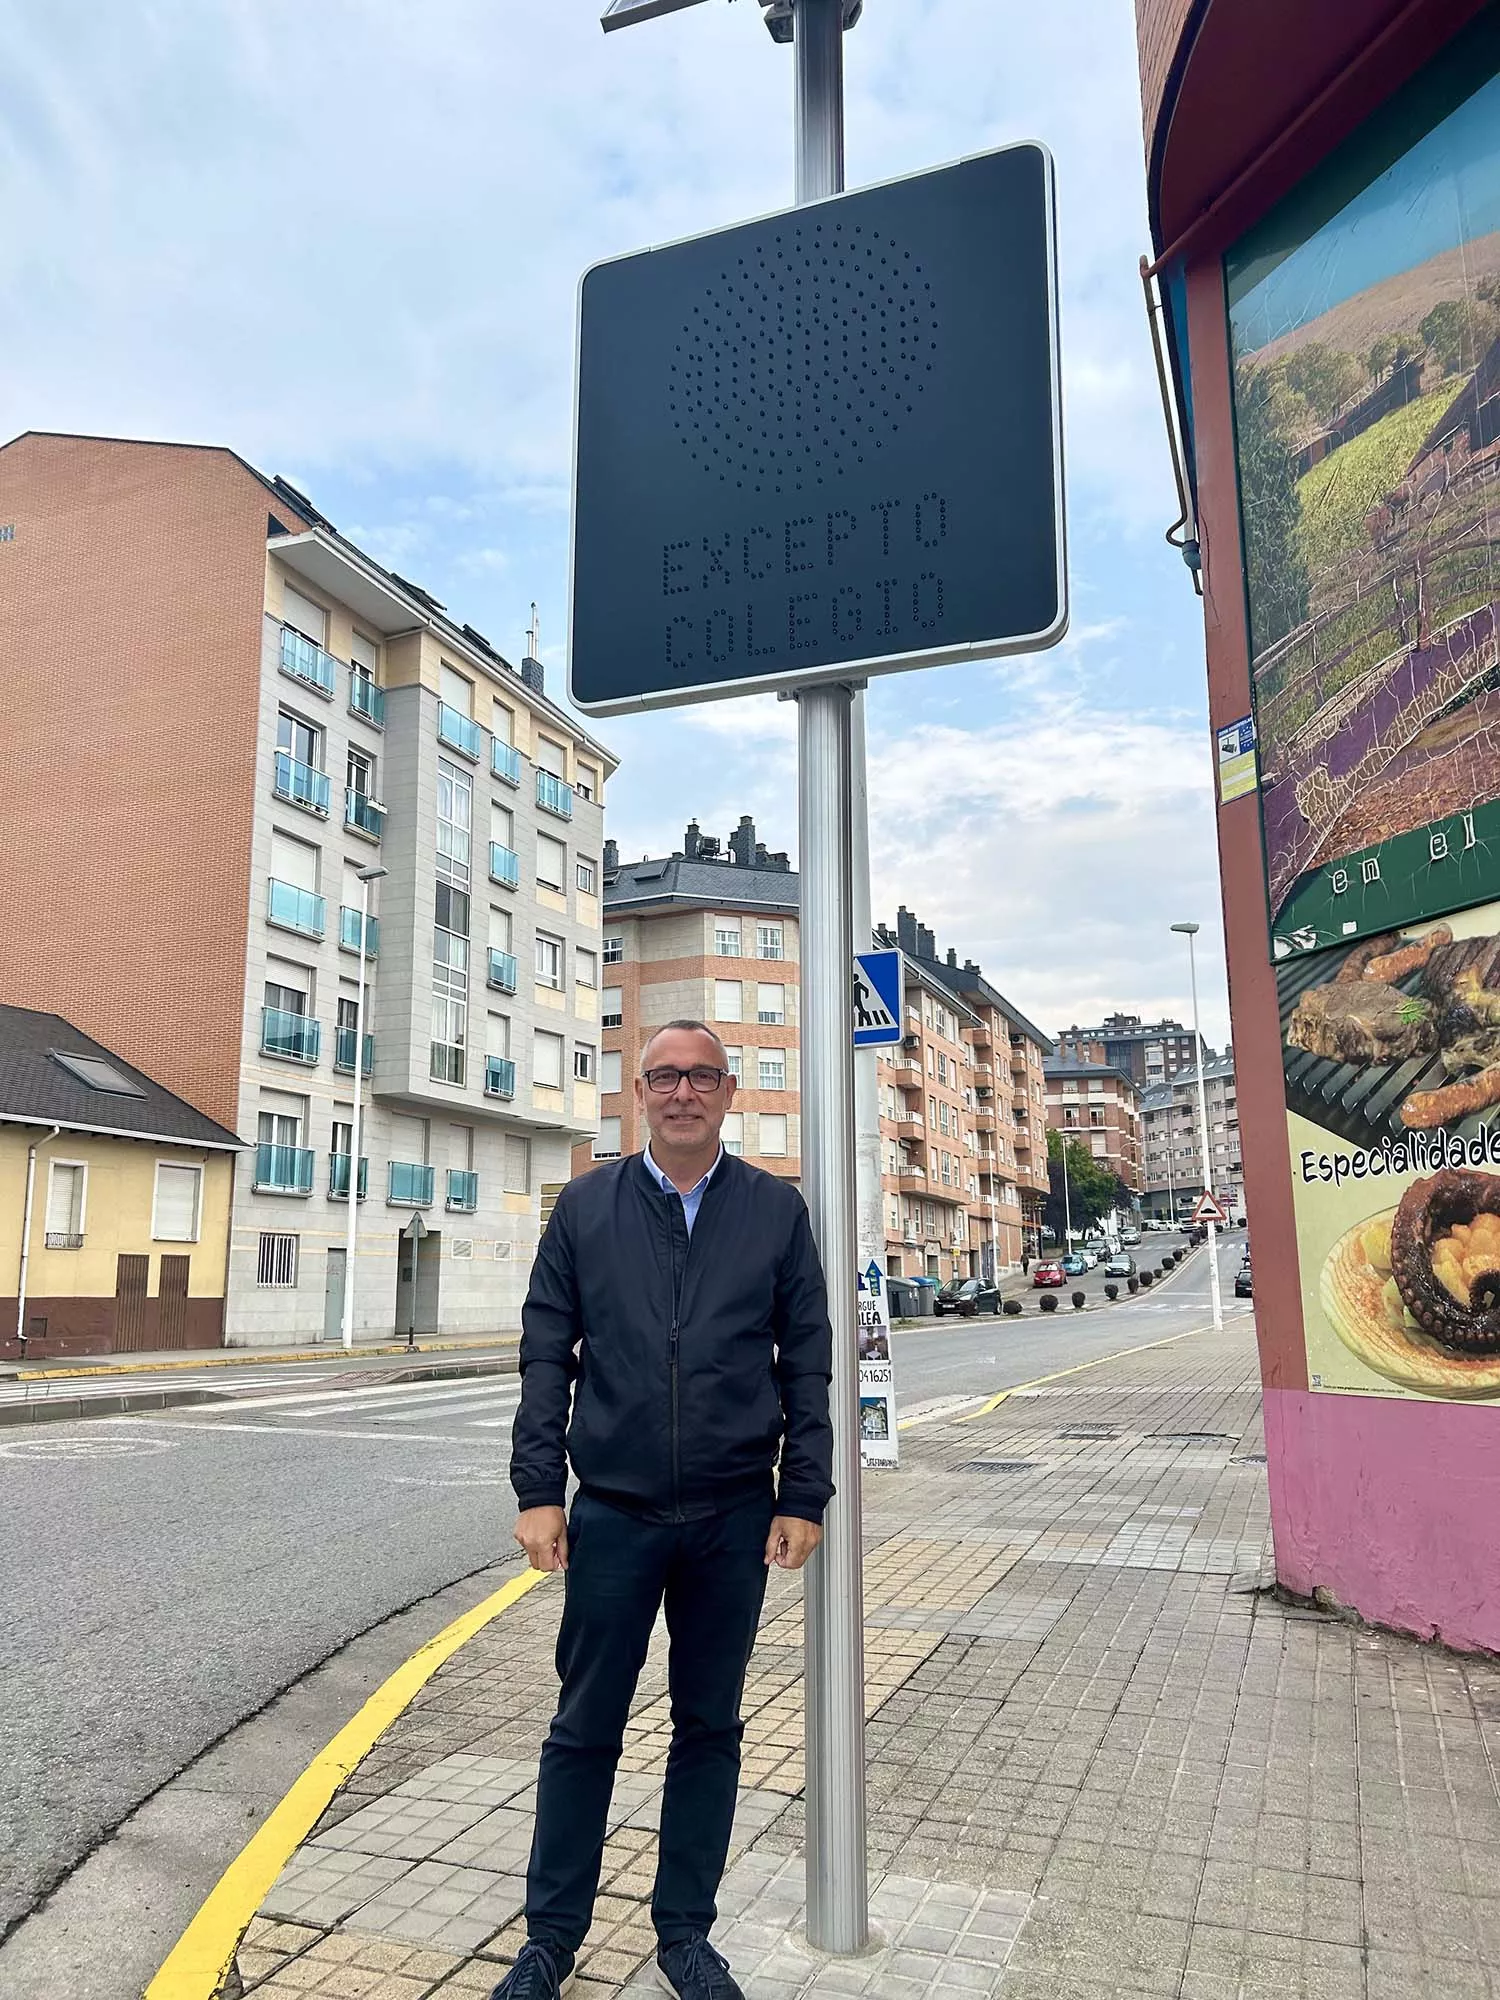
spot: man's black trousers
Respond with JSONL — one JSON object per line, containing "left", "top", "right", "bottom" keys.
{"left": 525, "top": 1488, "right": 773, "bottom": 1954}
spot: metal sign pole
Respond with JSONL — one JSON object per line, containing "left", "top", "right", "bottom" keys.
{"left": 792, "top": 0, "right": 868, "bottom": 1956}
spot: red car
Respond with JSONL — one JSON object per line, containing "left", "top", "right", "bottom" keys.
{"left": 1032, "top": 1261, "right": 1065, "bottom": 1287}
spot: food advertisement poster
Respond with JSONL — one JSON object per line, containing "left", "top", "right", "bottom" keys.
{"left": 1227, "top": 22, "right": 1500, "bottom": 959}
{"left": 1282, "top": 900, "right": 1500, "bottom": 1399}
{"left": 856, "top": 1261, "right": 899, "bottom": 1468}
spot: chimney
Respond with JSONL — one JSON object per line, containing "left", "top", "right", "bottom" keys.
{"left": 521, "top": 601, "right": 545, "bottom": 694}
{"left": 946, "top": 947, "right": 958, "bottom": 968}
{"left": 964, "top": 958, "right": 980, "bottom": 974}
{"left": 603, "top": 838, "right": 619, "bottom": 872}
{"left": 728, "top": 815, "right": 757, "bottom": 868}
{"left": 917, "top": 924, "right": 936, "bottom": 959}
{"left": 754, "top": 842, "right": 768, "bottom": 865}
{"left": 683, "top": 819, "right": 703, "bottom": 859}
{"left": 896, "top": 907, "right": 919, "bottom": 955}
{"left": 768, "top": 851, "right": 790, "bottom": 870}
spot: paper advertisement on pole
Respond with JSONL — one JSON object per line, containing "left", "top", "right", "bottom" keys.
{"left": 856, "top": 1261, "right": 899, "bottom": 1467}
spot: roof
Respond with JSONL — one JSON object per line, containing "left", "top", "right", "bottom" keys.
{"left": 605, "top": 855, "right": 800, "bottom": 917}
{"left": 1140, "top": 1054, "right": 1237, "bottom": 1110}
{"left": 1043, "top": 1057, "right": 1139, "bottom": 1091}
{"left": 920, "top": 955, "right": 1053, "bottom": 1051}
{"left": 0, "top": 1006, "right": 245, "bottom": 1150}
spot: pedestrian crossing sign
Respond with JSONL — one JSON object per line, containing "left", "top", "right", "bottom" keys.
{"left": 853, "top": 950, "right": 903, "bottom": 1047}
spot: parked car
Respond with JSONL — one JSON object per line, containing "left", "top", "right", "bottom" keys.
{"left": 934, "top": 1277, "right": 1002, "bottom": 1317}
{"left": 1032, "top": 1261, "right": 1065, "bottom": 1287}
{"left": 1234, "top": 1257, "right": 1253, "bottom": 1298}
{"left": 1104, "top": 1253, "right": 1136, "bottom": 1278}
{"left": 1060, "top": 1253, "right": 1088, "bottom": 1276}
{"left": 1120, "top": 1229, "right": 1141, "bottom": 1246}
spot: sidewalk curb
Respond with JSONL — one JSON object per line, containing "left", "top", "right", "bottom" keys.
{"left": 2, "top": 1333, "right": 521, "bottom": 1383}
{"left": 144, "top": 1565, "right": 553, "bottom": 2000}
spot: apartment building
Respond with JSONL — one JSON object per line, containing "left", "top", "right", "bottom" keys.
{"left": 1139, "top": 1055, "right": 1243, "bottom": 1222}
{"left": 874, "top": 909, "right": 1054, "bottom": 1280}
{"left": 1043, "top": 1058, "right": 1144, "bottom": 1193}
{"left": 0, "top": 432, "right": 616, "bottom": 1347}
{"left": 1054, "top": 1013, "right": 1207, "bottom": 1089}
{"left": 576, "top": 818, "right": 800, "bottom": 1177}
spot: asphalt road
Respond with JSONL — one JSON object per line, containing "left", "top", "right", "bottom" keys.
{"left": 0, "top": 1230, "right": 1248, "bottom": 1955}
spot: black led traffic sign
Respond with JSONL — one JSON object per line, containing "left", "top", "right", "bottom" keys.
{"left": 568, "top": 142, "right": 1065, "bottom": 715}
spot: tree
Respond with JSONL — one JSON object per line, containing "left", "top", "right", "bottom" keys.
{"left": 1418, "top": 297, "right": 1500, "bottom": 376}
{"left": 1281, "top": 342, "right": 1364, "bottom": 420}
{"left": 1234, "top": 364, "right": 1311, "bottom": 654}
{"left": 1367, "top": 335, "right": 1398, "bottom": 382}
{"left": 1044, "top": 1129, "right": 1130, "bottom": 1240}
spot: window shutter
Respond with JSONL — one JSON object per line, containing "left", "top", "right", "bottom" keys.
{"left": 154, "top": 1164, "right": 201, "bottom": 1241}
{"left": 46, "top": 1163, "right": 83, "bottom": 1234}
{"left": 282, "top": 585, "right": 327, "bottom": 644}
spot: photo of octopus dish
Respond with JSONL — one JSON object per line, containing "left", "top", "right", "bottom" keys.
{"left": 1321, "top": 1170, "right": 1500, "bottom": 1395}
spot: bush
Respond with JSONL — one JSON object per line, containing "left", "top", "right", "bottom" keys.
{"left": 1159, "top": 1263, "right": 1171, "bottom": 1277}
{"left": 1127, "top": 1276, "right": 1139, "bottom": 1293}
{"left": 1003, "top": 1298, "right": 1023, "bottom": 1316}
{"left": 1141, "top": 1270, "right": 1154, "bottom": 1287}
{"left": 1104, "top": 1282, "right": 1119, "bottom": 1301}
{"left": 1071, "top": 1290, "right": 1086, "bottom": 1310}
{"left": 1039, "top": 1293, "right": 1058, "bottom": 1313}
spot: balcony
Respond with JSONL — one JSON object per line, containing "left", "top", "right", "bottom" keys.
{"left": 446, "top": 1169, "right": 479, "bottom": 1213}
{"left": 487, "top": 949, "right": 518, "bottom": 994}
{"left": 279, "top": 625, "right": 336, "bottom": 697}
{"left": 45, "top": 1231, "right": 83, "bottom": 1250}
{"left": 489, "top": 842, "right": 520, "bottom": 888}
{"left": 339, "top": 906, "right": 380, "bottom": 958}
{"left": 484, "top": 1055, "right": 516, "bottom": 1100}
{"left": 345, "top": 789, "right": 385, "bottom": 839}
{"left": 972, "top": 1063, "right": 993, "bottom": 1086}
{"left": 536, "top": 770, "right": 575, "bottom": 819}
{"left": 897, "top": 1162, "right": 926, "bottom": 1180}
{"left": 491, "top": 740, "right": 522, "bottom": 787}
{"left": 261, "top": 1006, "right": 321, "bottom": 1065}
{"left": 437, "top": 703, "right": 482, "bottom": 760}
{"left": 328, "top": 1153, "right": 369, "bottom": 1201}
{"left": 254, "top": 1143, "right": 315, "bottom": 1194}
{"left": 388, "top": 1161, "right": 435, "bottom": 1207}
{"left": 333, "top": 1027, "right": 374, "bottom": 1076}
{"left": 893, "top": 1060, "right": 924, "bottom": 1086}
{"left": 273, "top": 751, "right": 331, "bottom": 817}
{"left": 893, "top": 1110, "right": 924, "bottom": 1131}
{"left": 348, "top": 672, "right": 386, "bottom": 728}
{"left": 267, "top": 879, "right": 326, "bottom": 939}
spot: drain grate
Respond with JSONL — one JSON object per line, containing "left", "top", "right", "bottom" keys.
{"left": 1152, "top": 1432, "right": 1232, "bottom": 1445}
{"left": 1232, "top": 1452, "right": 1268, "bottom": 1465}
{"left": 961, "top": 1459, "right": 1043, "bottom": 1475}
{"left": 1058, "top": 1427, "right": 1119, "bottom": 1441}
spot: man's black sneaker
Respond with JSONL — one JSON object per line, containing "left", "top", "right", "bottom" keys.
{"left": 487, "top": 1941, "right": 575, "bottom": 1998}
{"left": 655, "top": 1935, "right": 745, "bottom": 1999}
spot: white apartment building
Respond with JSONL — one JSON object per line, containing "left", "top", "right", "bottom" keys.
{"left": 1139, "top": 1054, "right": 1243, "bottom": 1222}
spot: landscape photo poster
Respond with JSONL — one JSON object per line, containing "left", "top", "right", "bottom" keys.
{"left": 1227, "top": 22, "right": 1500, "bottom": 959}
{"left": 1280, "top": 897, "right": 1500, "bottom": 1401}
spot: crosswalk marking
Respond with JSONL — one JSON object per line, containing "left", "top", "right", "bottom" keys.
{"left": 367, "top": 1388, "right": 522, "bottom": 1424}
{"left": 168, "top": 1374, "right": 518, "bottom": 1417}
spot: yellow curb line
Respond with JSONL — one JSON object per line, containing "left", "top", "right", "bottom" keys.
{"left": 954, "top": 1321, "right": 1218, "bottom": 1423}
{"left": 144, "top": 1565, "right": 552, "bottom": 2000}
{"left": 18, "top": 1335, "right": 521, "bottom": 1381}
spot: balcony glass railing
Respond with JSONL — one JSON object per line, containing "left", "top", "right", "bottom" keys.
{"left": 491, "top": 740, "right": 522, "bottom": 786}
{"left": 487, "top": 949, "right": 518, "bottom": 994}
{"left": 339, "top": 906, "right": 380, "bottom": 957}
{"left": 328, "top": 1153, "right": 369, "bottom": 1200}
{"left": 253, "top": 1143, "right": 314, "bottom": 1194}
{"left": 388, "top": 1161, "right": 435, "bottom": 1207}
{"left": 489, "top": 842, "right": 519, "bottom": 888}
{"left": 333, "top": 1027, "right": 374, "bottom": 1076}
{"left": 273, "top": 751, "right": 331, "bottom": 816}
{"left": 437, "top": 703, "right": 482, "bottom": 759}
{"left": 536, "top": 770, "right": 575, "bottom": 819}
{"left": 484, "top": 1055, "right": 516, "bottom": 1099}
{"left": 446, "top": 1169, "right": 479, "bottom": 1212}
{"left": 345, "top": 789, "right": 385, "bottom": 838}
{"left": 279, "top": 626, "right": 336, "bottom": 697}
{"left": 267, "top": 879, "right": 326, "bottom": 938}
{"left": 261, "top": 1007, "right": 321, "bottom": 1064}
{"left": 348, "top": 672, "right": 386, "bottom": 727}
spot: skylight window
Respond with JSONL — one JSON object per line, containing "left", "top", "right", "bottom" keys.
{"left": 50, "top": 1051, "right": 148, "bottom": 1097}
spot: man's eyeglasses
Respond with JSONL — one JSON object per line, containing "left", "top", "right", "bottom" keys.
{"left": 642, "top": 1064, "right": 730, "bottom": 1094}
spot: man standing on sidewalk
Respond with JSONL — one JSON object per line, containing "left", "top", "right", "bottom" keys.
{"left": 494, "top": 1020, "right": 834, "bottom": 2000}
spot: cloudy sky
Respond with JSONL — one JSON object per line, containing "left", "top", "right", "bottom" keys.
{"left": 2, "top": 0, "right": 1228, "bottom": 1047}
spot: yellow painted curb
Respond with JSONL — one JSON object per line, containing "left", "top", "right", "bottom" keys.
{"left": 19, "top": 1335, "right": 520, "bottom": 1381}
{"left": 954, "top": 1322, "right": 1215, "bottom": 1422}
{"left": 145, "top": 1565, "right": 552, "bottom": 2000}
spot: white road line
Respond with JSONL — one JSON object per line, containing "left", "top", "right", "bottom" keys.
{"left": 100, "top": 1416, "right": 481, "bottom": 1445}
{"left": 166, "top": 1374, "right": 518, "bottom": 1417}
{"left": 367, "top": 1388, "right": 523, "bottom": 1424}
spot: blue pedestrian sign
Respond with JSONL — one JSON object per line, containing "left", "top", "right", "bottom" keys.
{"left": 853, "top": 950, "right": 902, "bottom": 1047}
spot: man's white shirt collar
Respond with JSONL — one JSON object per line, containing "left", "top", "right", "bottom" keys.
{"left": 643, "top": 1144, "right": 724, "bottom": 1198}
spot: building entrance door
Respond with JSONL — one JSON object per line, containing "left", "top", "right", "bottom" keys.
{"left": 158, "top": 1255, "right": 190, "bottom": 1349}
{"left": 115, "top": 1254, "right": 150, "bottom": 1352}
{"left": 395, "top": 1228, "right": 441, "bottom": 1339}
{"left": 324, "top": 1249, "right": 346, "bottom": 1345}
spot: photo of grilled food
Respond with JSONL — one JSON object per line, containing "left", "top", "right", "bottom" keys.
{"left": 1321, "top": 1169, "right": 1500, "bottom": 1396}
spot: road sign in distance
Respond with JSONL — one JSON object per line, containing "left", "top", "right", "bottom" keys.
{"left": 853, "top": 950, "right": 903, "bottom": 1047}
{"left": 601, "top": 0, "right": 709, "bottom": 30}
{"left": 1190, "top": 1192, "right": 1230, "bottom": 1227}
{"left": 570, "top": 143, "right": 1065, "bottom": 714}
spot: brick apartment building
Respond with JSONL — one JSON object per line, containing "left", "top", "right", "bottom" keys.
{"left": 1139, "top": 1054, "right": 1243, "bottom": 1222}
{"left": 1043, "top": 1057, "right": 1144, "bottom": 1195}
{"left": 0, "top": 432, "right": 616, "bottom": 1347}
{"left": 575, "top": 818, "right": 800, "bottom": 1178}
{"left": 1054, "top": 1012, "right": 1207, "bottom": 1089}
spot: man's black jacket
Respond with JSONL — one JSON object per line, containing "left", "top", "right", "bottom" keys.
{"left": 510, "top": 1152, "right": 834, "bottom": 1525}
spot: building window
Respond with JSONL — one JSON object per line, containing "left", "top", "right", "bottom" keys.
{"left": 256, "top": 1232, "right": 299, "bottom": 1287}
{"left": 576, "top": 857, "right": 597, "bottom": 895}
{"left": 594, "top": 1116, "right": 622, "bottom": 1159}
{"left": 431, "top": 915, "right": 468, "bottom": 1086}
{"left": 758, "top": 1050, "right": 786, "bottom": 1090}
{"left": 601, "top": 986, "right": 623, "bottom": 1028}
{"left": 575, "top": 946, "right": 598, "bottom": 990}
{"left": 723, "top": 1111, "right": 745, "bottom": 1157}
{"left": 436, "top": 758, "right": 472, "bottom": 887}
{"left": 534, "top": 1030, "right": 565, "bottom": 1090}
{"left": 757, "top": 983, "right": 785, "bottom": 1025}
{"left": 715, "top": 980, "right": 743, "bottom": 1023}
{"left": 603, "top": 935, "right": 623, "bottom": 965}
{"left": 756, "top": 922, "right": 784, "bottom": 960}
{"left": 574, "top": 1043, "right": 596, "bottom": 1082}
{"left": 504, "top": 1134, "right": 531, "bottom": 1194}
{"left": 44, "top": 1161, "right": 87, "bottom": 1248}
{"left": 152, "top": 1163, "right": 202, "bottom": 1243}
{"left": 714, "top": 922, "right": 742, "bottom": 957}
{"left": 725, "top": 1047, "right": 744, "bottom": 1083}
{"left": 492, "top": 699, "right": 513, "bottom": 745}
{"left": 535, "top": 933, "right": 564, "bottom": 990}
{"left": 536, "top": 833, "right": 567, "bottom": 892}
{"left": 600, "top": 1050, "right": 623, "bottom": 1094}
{"left": 576, "top": 762, "right": 598, "bottom": 802}
{"left": 760, "top": 1113, "right": 788, "bottom": 1157}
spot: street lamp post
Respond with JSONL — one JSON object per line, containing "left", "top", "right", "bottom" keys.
{"left": 341, "top": 863, "right": 387, "bottom": 1351}
{"left": 1170, "top": 921, "right": 1223, "bottom": 1332}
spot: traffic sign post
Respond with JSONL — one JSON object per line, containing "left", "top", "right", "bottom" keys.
{"left": 853, "top": 948, "right": 902, "bottom": 1046}
{"left": 1190, "top": 1192, "right": 1230, "bottom": 1228}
